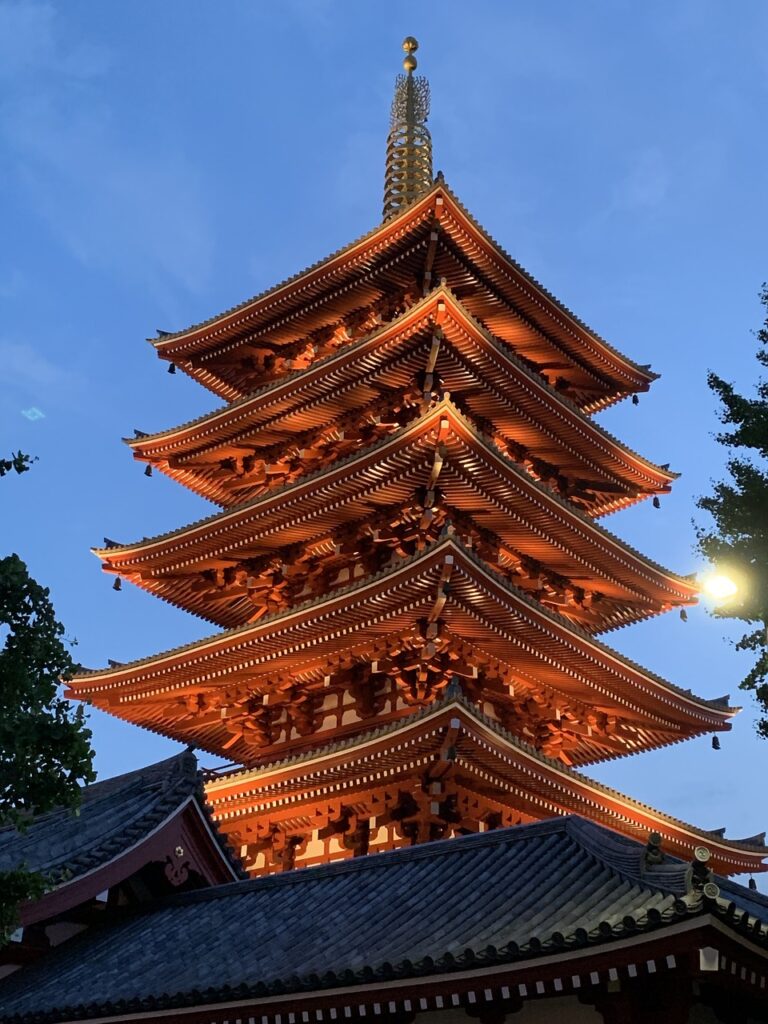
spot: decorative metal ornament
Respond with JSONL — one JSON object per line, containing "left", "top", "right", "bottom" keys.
{"left": 702, "top": 881, "right": 720, "bottom": 900}
{"left": 383, "top": 37, "right": 434, "bottom": 220}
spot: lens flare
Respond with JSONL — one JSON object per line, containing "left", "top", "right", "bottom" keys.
{"left": 700, "top": 573, "right": 739, "bottom": 601}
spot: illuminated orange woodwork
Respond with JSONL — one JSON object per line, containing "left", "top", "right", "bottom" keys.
{"left": 68, "top": 180, "right": 766, "bottom": 878}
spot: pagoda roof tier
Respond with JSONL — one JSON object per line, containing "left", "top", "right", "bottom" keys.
{"left": 151, "top": 183, "right": 656, "bottom": 410}
{"left": 130, "top": 289, "right": 676, "bottom": 516}
{"left": 70, "top": 537, "right": 732, "bottom": 767}
{"left": 205, "top": 692, "right": 767, "bottom": 877}
{"left": 100, "top": 400, "right": 696, "bottom": 633}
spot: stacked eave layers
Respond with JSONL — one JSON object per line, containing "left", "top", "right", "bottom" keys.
{"left": 73, "top": 535, "right": 728, "bottom": 767}
{"left": 129, "top": 289, "right": 676, "bottom": 517}
{"left": 77, "top": 181, "right": 757, "bottom": 876}
{"left": 107, "top": 396, "right": 693, "bottom": 631}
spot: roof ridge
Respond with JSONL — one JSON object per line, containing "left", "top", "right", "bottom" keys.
{"left": 98, "top": 401, "right": 443, "bottom": 557}
{"left": 0, "top": 751, "right": 208, "bottom": 885}
{"left": 207, "top": 698, "right": 448, "bottom": 784}
{"left": 462, "top": 697, "right": 759, "bottom": 850}
{"left": 437, "top": 181, "right": 656, "bottom": 381}
{"left": 436, "top": 286, "right": 675, "bottom": 479}
{"left": 165, "top": 816, "right": 575, "bottom": 905}
{"left": 3, "top": 808, "right": 735, "bottom": 1024}
{"left": 152, "top": 182, "right": 654, "bottom": 393}
{"left": 447, "top": 535, "right": 717, "bottom": 710}
{"left": 0, "top": 752, "right": 191, "bottom": 836}
{"left": 151, "top": 186, "right": 441, "bottom": 348}
{"left": 77, "top": 536, "right": 453, "bottom": 678}
{"left": 719, "top": 876, "right": 768, "bottom": 907}
{"left": 130, "top": 285, "right": 440, "bottom": 446}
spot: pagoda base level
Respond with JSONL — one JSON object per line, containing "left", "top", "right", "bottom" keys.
{"left": 225, "top": 780, "right": 534, "bottom": 876}
{"left": 204, "top": 694, "right": 767, "bottom": 879}
{"left": 242, "top": 818, "right": 528, "bottom": 876}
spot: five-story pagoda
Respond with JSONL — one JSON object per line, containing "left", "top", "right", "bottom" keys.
{"left": 69, "top": 39, "right": 766, "bottom": 880}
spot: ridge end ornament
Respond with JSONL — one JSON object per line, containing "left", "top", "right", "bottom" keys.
{"left": 383, "top": 36, "right": 434, "bottom": 220}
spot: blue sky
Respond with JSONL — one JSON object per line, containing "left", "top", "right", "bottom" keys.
{"left": 3, "top": 2, "right": 767, "bottom": 880}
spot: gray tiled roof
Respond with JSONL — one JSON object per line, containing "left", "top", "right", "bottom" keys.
{"left": 0, "top": 751, "right": 228, "bottom": 886}
{"left": 1, "top": 816, "right": 765, "bottom": 1023}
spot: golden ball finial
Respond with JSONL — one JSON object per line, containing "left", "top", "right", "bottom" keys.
{"left": 402, "top": 36, "right": 418, "bottom": 72}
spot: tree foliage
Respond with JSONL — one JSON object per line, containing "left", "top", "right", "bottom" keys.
{"left": 0, "top": 452, "right": 35, "bottom": 478}
{"left": 697, "top": 285, "right": 768, "bottom": 734}
{"left": 1, "top": 455, "right": 95, "bottom": 941}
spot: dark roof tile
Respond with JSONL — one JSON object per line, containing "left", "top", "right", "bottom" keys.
{"left": 0, "top": 751, "right": 240, "bottom": 884}
{"left": 1, "top": 815, "right": 764, "bottom": 1023}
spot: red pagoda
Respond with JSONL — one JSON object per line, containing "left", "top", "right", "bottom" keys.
{"left": 4, "top": 37, "right": 768, "bottom": 1024}
{"left": 64, "top": 37, "right": 765, "bottom": 882}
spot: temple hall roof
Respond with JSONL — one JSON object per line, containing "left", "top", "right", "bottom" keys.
{"left": 0, "top": 752, "right": 243, "bottom": 927}
{"left": 1, "top": 815, "right": 766, "bottom": 1023}
{"left": 0, "top": 753, "right": 196, "bottom": 884}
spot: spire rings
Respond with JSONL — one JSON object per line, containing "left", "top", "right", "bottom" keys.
{"left": 383, "top": 39, "right": 433, "bottom": 220}
{"left": 383, "top": 122, "right": 433, "bottom": 218}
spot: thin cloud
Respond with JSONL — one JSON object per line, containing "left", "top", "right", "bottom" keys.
{"left": 0, "top": 1, "right": 109, "bottom": 80}
{"left": 0, "top": 1, "right": 212, "bottom": 299}
{"left": 0, "top": 339, "right": 84, "bottom": 408}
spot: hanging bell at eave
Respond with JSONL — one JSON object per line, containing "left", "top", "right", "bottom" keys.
{"left": 167, "top": 362, "right": 176, "bottom": 374}
{"left": 631, "top": 394, "right": 639, "bottom": 405}
{"left": 112, "top": 577, "right": 122, "bottom": 592}
{"left": 680, "top": 608, "right": 688, "bottom": 622}
{"left": 712, "top": 736, "right": 721, "bottom": 750}
{"left": 652, "top": 496, "right": 661, "bottom": 509}
{"left": 144, "top": 464, "right": 152, "bottom": 477}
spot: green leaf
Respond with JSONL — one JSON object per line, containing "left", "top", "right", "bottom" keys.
{"left": 696, "top": 285, "right": 768, "bottom": 732}
{"left": 1, "top": 459, "right": 95, "bottom": 942}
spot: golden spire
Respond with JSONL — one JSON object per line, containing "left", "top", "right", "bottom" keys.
{"left": 383, "top": 36, "right": 434, "bottom": 220}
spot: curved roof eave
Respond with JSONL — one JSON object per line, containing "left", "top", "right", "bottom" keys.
{"left": 128, "top": 287, "right": 676, "bottom": 494}
{"left": 206, "top": 694, "right": 765, "bottom": 863}
{"left": 72, "top": 536, "right": 730, "bottom": 723}
{"left": 97, "top": 400, "right": 698, "bottom": 602}
{"left": 151, "top": 182, "right": 656, "bottom": 390}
